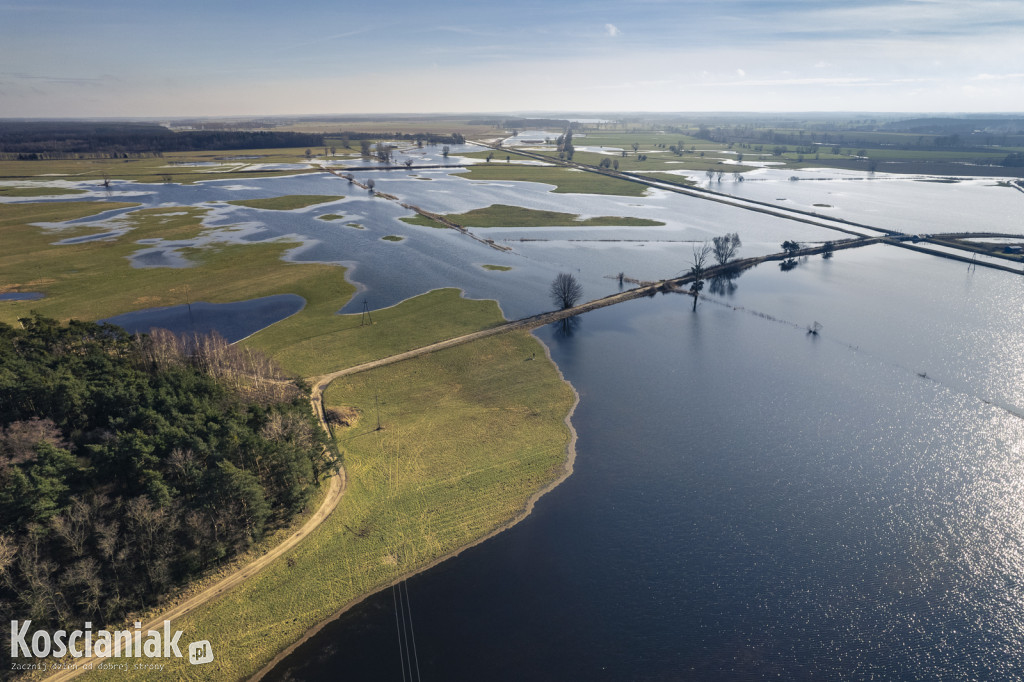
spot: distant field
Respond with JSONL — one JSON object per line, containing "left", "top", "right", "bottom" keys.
{"left": 0, "top": 148, "right": 325, "bottom": 184}
{"left": 0, "top": 185, "right": 87, "bottom": 197}
{"left": 227, "top": 194, "right": 344, "bottom": 210}
{"left": 402, "top": 203, "right": 665, "bottom": 228}
{"left": 283, "top": 119, "right": 501, "bottom": 137}
{"left": 460, "top": 149, "right": 541, "bottom": 163}
{"left": 453, "top": 164, "right": 649, "bottom": 196}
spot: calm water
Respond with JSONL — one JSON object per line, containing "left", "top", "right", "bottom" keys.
{"left": 99, "top": 294, "right": 305, "bottom": 343}
{"left": 266, "top": 247, "right": 1024, "bottom": 681}
{"left": 14, "top": 165, "right": 1024, "bottom": 678}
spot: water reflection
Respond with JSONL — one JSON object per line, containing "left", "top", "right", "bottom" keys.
{"left": 709, "top": 266, "right": 743, "bottom": 296}
{"left": 551, "top": 315, "right": 581, "bottom": 339}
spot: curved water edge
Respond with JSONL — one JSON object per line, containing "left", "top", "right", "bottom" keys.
{"left": 0, "top": 292, "right": 46, "bottom": 301}
{"left": 253, "top": 331, "right": 580, "bottom": 681}
{"left": 99, "top": 294, "right": 306, "bottom": 344}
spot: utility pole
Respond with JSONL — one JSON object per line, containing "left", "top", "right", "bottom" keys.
{"left": 361, "top": 300, "right": 373, "bottom": 326}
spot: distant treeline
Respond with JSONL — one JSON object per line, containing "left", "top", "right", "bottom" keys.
{"left": 325, "top": 131, "right": 466, "bottom": 146}
{"left": 467, "top": 117, "right": 570, "bottom": 129}
{"left": 690, "top": 120, "right": 1024, "bottom": 161}
{"left": 0, "top": 121, "right": 324, "bottom": 157}
{"left": 0, "top": 316, "right": 337, "bottom": 632}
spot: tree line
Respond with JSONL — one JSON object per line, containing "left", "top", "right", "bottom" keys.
{"left": 0, "top": 121, "right": 325, "bottom": 156}
{"left": 0, "top": 316, "right": 338, "bottom": 632}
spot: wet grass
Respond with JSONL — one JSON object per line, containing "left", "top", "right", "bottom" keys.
{"left": 245, "top": 288, "right": 504, "bottom": 378}
{"left": 401, "top": 203, "right": 664, "bottom": 228}
{"left": 130, "top": 331, "right": 575, "bottom": 682}
{"left": 460, "top": 149, "right": 542, "bottom": 163}
{"left": 227, "top": 195, "right": 344, "bottom": 210}
{"left": 0, "top": 185, "right": 87, "bottom": 197}
{"left": 0, "top": 201, "right": 352, "bottom": 326}
{"left": 452, "top": 164, "right": 649, "bottom": 196}
{"left": 6, "top": 171, "right": 579, "bottom": 682}
{"left": 0, "top": 148, "right": 322, "bottom": 184}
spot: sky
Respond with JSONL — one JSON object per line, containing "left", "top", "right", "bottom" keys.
{"left": 1, "top": 0, "right": 1022, "bottom": 118}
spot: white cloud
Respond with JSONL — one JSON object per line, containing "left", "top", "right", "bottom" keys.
{"left": 736, "top": 68, "right": 746, "bottom": 77}
{"left": 605, "top": 23, "right": 620, "bottom": 37}
{"left": 972, "top": 72, "right": 1024, "bottom": 80}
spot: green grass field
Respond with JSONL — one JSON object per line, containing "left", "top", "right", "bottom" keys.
{"left": 227, "top": 195, "right": 343, "bottom": 210}
{"left": 245, "top": 288, "right": 504, "bottom": 378}
{"left": 0, "top": 202, "right": 353, "bottom": 325}
{"left": 401, "top": 203, "right": 664, "bottom": 228}
{"left": 5, "top": 164, "right": 579, "bottom": 682}
{"left": 460, "top": 149, "right": 541, "bottom": 163}
{"left": 100, "top": 330, "right": 575, "bottom": 681}
{"left": 0, "top": 185, "right": 87, "bottom": 197}
{"left": 453, "top": 164, "right": 649, "bottom": 196}
{"left": 0, "top": 148, "right": 323, "bottom": 185}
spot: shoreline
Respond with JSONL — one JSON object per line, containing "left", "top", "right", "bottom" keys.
{"left": 251, "top": 331, "right": 580, "bottom": 680}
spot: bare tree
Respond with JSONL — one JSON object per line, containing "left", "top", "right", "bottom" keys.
{"left": 688, "top": 242, "right": 712, "bottom": 311}
{"left": 550, "top": 273, "right": 583, "bottom": 310}
{"left": 366, "top": 178, "right": 376, "bottom": 193}
{"left": 711, "top": 232, "right": 742, "bottom": 265}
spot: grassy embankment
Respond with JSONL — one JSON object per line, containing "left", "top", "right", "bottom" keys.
{"left": 4, "top": 193, "right": 577, "bottom": 681}
{"left": 459, "top": 149, "right": 542, "bottom": 163}
{"left": 226, "top": 195, "right": 343, "bottom": 211}
{"left": 0, "top": 147, "right": 327, "bottom": 185}
{"left": 401, "top": 203, "right": 665, "bottom": 229}
{"left": 452, "top": 164, "right": 649, "bottom": 196}
{"left": 124, "top": 328, "right": 576, "bottom": 681}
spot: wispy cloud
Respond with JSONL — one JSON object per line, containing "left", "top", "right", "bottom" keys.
{"left": 0, "top": 72, "right": 113, "bottom": 86}
{"left": 972, "top": 72, "right": 1024, "bottom": 80}
{"left": 605, "top": 23, "right": 620, "bottom": 37}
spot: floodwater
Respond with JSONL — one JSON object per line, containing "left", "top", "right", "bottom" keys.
{"left": 15, "top": 160, "right": 1024, "bottom": 679}
{"left": 266, "top": 244, "right": 1024, "bottom": 681}
{"left": 99, "top": 294, "right": 305, "bottom": 343}
{"left": 0, "top": 292, "right": 45, "bottom": 301}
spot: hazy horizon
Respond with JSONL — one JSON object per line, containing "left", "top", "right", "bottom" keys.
{"left": 2, "top": 0, "right": 1022, "bottom": 118}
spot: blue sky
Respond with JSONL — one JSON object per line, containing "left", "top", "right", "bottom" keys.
{"left": 1, "top": 0, "right": 1022, "bottom": 117}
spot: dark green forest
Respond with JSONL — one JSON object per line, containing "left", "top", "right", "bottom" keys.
{"left": 0, "top": 316, "right": 337, "bottom": 629}
{"left": 0, "top": 121, "right": 325, "bottom": 157}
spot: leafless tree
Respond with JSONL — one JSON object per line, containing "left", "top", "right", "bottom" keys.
{"left": 712, "top": 232, "right": 742, "bottom": 265}
{"left": 688, "top": 242, "right": 712, "bottom": 311}
{"left": 550, "top": 273, "right": 583, "bottom": 310}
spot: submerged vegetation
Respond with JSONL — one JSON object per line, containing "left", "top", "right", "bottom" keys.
{"left": 227, "top": 195, "right": 343, "bottom": 211}
{"left": 401, "top": 204, "right": 664, "bottom": 228}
